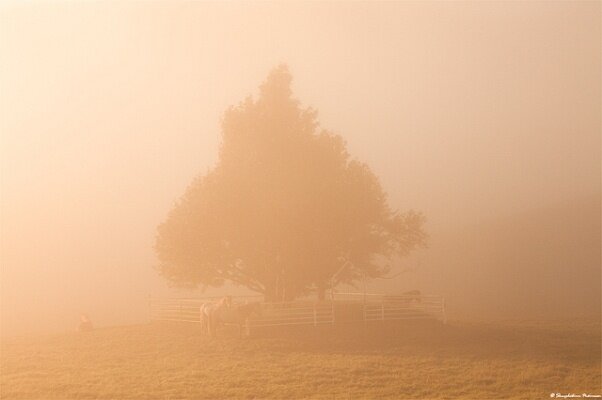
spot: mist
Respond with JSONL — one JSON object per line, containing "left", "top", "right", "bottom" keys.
{"left": 1, "top": 2, "right": 600, "bottom": 337}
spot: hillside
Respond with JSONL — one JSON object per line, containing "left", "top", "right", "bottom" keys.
{"left": 1, "top": 319, "right": 600, "bottom": 399}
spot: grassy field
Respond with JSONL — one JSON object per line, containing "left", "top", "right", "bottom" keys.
{"left": 1, "top": 319, "right": 600, "bottom": 399}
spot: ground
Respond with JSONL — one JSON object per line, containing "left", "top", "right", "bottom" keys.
{"left": 1, "top": 319, "right": 600, "bottom": 399}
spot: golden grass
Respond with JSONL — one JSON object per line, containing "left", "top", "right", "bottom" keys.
{"left": 1, "top": 319, "right": 600, "bottom": 399}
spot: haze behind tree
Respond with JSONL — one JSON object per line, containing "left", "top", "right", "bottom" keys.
{"left": 1, "top": 2, "right": 599, "bottom": 335}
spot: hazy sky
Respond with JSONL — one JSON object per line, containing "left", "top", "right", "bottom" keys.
{"left": 1, "top": 2, "right": 600, "bottom": 335}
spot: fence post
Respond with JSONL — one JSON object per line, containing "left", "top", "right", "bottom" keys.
{"left": 381, "top": 298, "right": 385, "bottom": 321}
{"left": 331, "top": 300, "right": 335, "bottom": 325}
{"left": 313, "top": 304, "right": 317, "bottom": 326}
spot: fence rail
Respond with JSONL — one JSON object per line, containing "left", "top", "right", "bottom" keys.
{"left": 149, "top": 292, "right": 446, "bottom": 329}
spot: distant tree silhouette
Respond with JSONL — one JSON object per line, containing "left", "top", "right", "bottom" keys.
{"left": 155, "top": 65, "right": 426, "bottom": 301}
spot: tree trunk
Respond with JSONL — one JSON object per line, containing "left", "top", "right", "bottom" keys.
{"left": 317, "top": 285, "right": 326, "bottom": 301}
{"left": 263, "top": 284, "right": 279, "bottom": 303}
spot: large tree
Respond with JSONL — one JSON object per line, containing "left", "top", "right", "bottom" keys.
{"left": 155, "top": 66, "right": 426, "bottom": 301}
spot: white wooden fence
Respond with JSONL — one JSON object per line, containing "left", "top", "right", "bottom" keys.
{"left": 342, "top": 293, "right": 447, "bottom": 323}
{"left": 251, "top": 301, "right": 335, "bottom": 327}
{"left": 149, "top": 292, "right": 446, "bottom": 328}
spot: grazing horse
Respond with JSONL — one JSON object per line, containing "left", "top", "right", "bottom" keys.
{"left": 199, "top": 296, "right": 232, "bottom": 337}
{"left": 77, "top": 314, "right": 93, "bottom": 332}
{"left": 401, "top": 290, "right": 422, "bottom": 304}
{"left": 227, "top": 302, "right": 262, "bottom": 338}
{"left": 385, "top": 290, "right": 422, "bottom": 307}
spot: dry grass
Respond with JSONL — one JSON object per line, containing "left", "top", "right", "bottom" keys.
{"left": 1, "top": 319, "right": 600, "bottom": 399}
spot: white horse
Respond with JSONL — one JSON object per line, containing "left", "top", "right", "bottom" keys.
{"left": 199, "top": 296, "right": 232, "bottom": 337}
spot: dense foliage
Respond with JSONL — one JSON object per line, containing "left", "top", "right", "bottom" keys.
{"left": 155, "top": 66, "right": 426, "bottom": 300}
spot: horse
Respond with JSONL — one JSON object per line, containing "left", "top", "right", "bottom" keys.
{"left": 226, "top": 301, "right": 262, "bottom": 338}
{"left": 199, "top": 296, "right": 232, "bottom": 337}
{"left": 401, "top": 290, "right": 422, "bottom": 305}
{"left": 77, "top": 314, "right": 94, "bottom": 333}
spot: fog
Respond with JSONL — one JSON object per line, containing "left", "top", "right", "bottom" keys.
{"left": 1, "top": 2, "right": 600, "bottom": 336}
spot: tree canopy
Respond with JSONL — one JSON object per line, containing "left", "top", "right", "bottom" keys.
{"left": 155, "top": 65, "right": 427, "bottom": 301}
